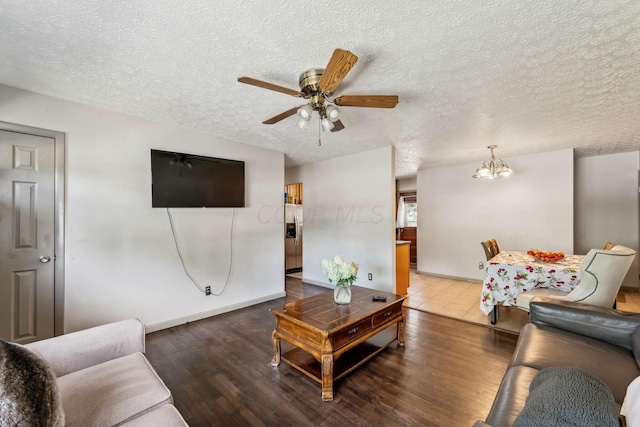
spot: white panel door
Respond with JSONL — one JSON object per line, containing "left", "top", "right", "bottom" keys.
{"left": 0, "top": 129, "right": 56, "bottom": 343}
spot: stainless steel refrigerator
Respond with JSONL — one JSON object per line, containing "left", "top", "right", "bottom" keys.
{"left": 285, "top": 203, "right": 303, "bottom": 273}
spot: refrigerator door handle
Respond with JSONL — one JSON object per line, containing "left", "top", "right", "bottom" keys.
{"left": 294, "top": 214, "right": 299, "bottom": 245}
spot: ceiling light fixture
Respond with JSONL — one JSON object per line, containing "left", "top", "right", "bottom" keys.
{"left": 296, "top": 102, "right": 342, "bottom": 146}
{"left": 297, "top": 104, "right": 313, "bottom": 120}
{"left": 325, "top": 104, "right": 340, "bottom": 121}
{"left": 472, "top": 145, "right": 513, "bottom": 179}
{"left": 320, "top": 110, "right": 333, "bottom": 132}
{"left": 296, "top": 104, "right": 340, "bottom": 134}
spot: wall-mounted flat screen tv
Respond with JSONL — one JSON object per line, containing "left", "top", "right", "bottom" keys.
{"left": 151, "top": 149, "right": 245, "bottom": 208}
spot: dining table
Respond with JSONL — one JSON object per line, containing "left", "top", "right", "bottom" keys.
{"left": 480, "top": 250, "right": 585, "bottom": 324}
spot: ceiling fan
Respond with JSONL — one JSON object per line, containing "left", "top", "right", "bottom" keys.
{"left": 237, "top": 48, "right": 398, "bottom": 140}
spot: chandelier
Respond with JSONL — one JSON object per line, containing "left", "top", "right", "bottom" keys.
{"left": 472, "top": 145, "right": 513, "bottom": 179}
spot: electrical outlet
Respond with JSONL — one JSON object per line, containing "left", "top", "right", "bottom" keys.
{"left": 205, "top": 286, "right": 211, "bottom": 296}
{"left": 479, "top": 262, "right": 484, "bottom": 270}
{"left": 368, "top": 273, "right": 373, "bottom": 280}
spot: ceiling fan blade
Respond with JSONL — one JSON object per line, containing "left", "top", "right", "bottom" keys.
{"left": 237, "top": 76, "right": 302, "bottom": 97}
{"left": 334, "top": 95, "right": 399, "bottom": 108}
{"left": 318, "top": 49, "right": 358, "bottom": 93}
{"left": 330, "top": 120, "right": 345, "bottom": 132}
{"left": 262, "top": 106, "right": 302, "bottom": 124}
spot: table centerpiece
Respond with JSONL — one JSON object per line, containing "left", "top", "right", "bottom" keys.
{"left": 322, "top": 256, "right": 358, "bottom": 304}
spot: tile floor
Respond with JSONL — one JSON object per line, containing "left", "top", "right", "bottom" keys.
{"left": 402, "top": 272, "right": 526, "bottom": 333}
{"left": 619, "top": 291, "right": 640, "bottom": 312}
{"left": 403, "top": 270, "right": 640, "bottom": 334}
{"left": 288, "top": 270, "right": 640, "bottom": 334}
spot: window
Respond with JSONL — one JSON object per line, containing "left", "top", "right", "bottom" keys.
{"left": 405, "top": 202, "right": 417, "bottom": 227}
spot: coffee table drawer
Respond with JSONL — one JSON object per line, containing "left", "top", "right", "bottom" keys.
{"left": 333, "top": 317, "right": 373, "bottom": 349}
{"left": 372, "top": 303, "right": 403, "bottom": 328}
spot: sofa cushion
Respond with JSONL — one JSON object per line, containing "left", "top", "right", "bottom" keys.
{"left": 530, "top": 297, "right": 640, "bottom": 351}
{"left": 513, "top": 366, "right": 619, "bottom": 427}
{"left": 0, "top": 339, "right": 65, "bottom": 427}
{"left": 120, "top": 404, "right": 189, "bottom": 427}
{"left": 510, "top": 323, "right": 640, "bottom": 403}
{"left": 484, "top": 366, "right": 539, "bottom": 427}
{"left": 57, "top": 352, "right": 172, "bottom": 427}
{"left": 26, "top": 318, "right": 146, "bottom": 377}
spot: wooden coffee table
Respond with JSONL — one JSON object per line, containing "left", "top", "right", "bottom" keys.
{"left": 270, "top": 285, "right": 406, "bottom": 401}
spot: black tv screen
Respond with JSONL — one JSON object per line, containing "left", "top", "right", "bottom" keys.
{"left": 151, "top": 149, "right": 245, "bottom": 208}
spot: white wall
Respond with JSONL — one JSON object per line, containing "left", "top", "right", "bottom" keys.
{"left": 0, "top": 84, "right": 285, "bottom": 333}
{"left": 575, "top": 151, "right": 639, "bottom": 289}
{"left": 285, "top": 167, "right": 302, "bottom": 185}
{"left": 294, "top": 147, "right": 396, "bottom": 293}
{"left": 418, "top": 149, "right": 574, "bottom": 281}
{"left": 397, "top": 176, "right": 417, "bottom": 192}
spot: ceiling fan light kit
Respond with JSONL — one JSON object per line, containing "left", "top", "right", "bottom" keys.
{"left": 237, "top": 48, "right": 399, "bottom": 144}
{"left": 297, "top": 104, "right": 313, "bottom": 120}
{"left": 472, "top": 145, "right": 514, "bottom": 179}
{"left": 325, "top": 105, "right": 340, "bottom": 121}
{"left": 321, "top": 116, "right": 333, "bottom": 132}
{"left": 297, "top": 117, "right": 310, "bottom": 130}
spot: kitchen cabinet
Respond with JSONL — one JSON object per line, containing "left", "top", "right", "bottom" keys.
{"left": 395, "top": 241, "right": 410, "bottom": 294}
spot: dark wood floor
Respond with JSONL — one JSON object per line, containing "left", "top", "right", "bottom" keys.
{"left": 145, "top": 278, "right": 519, "bottom": 426}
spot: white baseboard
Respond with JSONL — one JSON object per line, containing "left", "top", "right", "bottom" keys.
{"left": 301, "top": 278, "right": 389, "bottom": 292}
{"left": 145, "top": 291, "right": 287, "bottom": 333}
{"left": 416, "top": 270, "right": 482, "bottom": 284}
{"left": 300, "top": 277, "right": 332, "bottom": 289}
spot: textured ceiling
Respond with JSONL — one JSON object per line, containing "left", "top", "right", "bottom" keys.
{"left": 1, "top": 1, "right": 639, "bottom": 177}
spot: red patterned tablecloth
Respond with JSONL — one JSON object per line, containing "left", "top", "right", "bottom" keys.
{"left": 480, "top": 251, "right": 584, "bottom": 315}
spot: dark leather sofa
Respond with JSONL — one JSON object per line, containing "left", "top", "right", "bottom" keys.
{"left": 474, "top": 297, "right": 640, "bottom": 426}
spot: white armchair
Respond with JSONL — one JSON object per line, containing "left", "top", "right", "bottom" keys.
{"left": 515, "top": 245, "right": 636, "bottom": 312}
{"left": 1, "top": 319, "right": 188, "bottom": 427}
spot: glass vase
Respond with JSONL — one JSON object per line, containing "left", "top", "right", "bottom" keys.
{"left": 334, "top": 284, "right": 352, "bottom": 304}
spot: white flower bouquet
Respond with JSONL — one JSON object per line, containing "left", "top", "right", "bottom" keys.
{"left": 321, "top": 256, "right": 359, "bottom": 287}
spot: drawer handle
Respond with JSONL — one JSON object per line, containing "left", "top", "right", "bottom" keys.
{"left": 348, "top": 327, "right": 358, "bottom": 334}
{"left": 384, "top": 311, "right": 393, "bottom": 317}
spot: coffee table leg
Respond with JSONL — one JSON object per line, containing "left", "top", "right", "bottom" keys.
{"left": 321, "top": 355, "right": 334, "bottom": 401}
{"left": 271, "top": 330, "right": 281, "bottom": 367}
{"left": 397, "top": 316, "right": 406, "bottom": 347}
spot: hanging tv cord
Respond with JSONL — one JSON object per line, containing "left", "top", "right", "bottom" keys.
{"left": 167, "top": 208, "right": 235, "bottom": 296}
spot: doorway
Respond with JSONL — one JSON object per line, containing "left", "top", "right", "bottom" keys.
{"left": 397, "top": 191, "right": 417, "bottom": 267}
{"left": 284, "top": 182, "right": 303, "bottom": 277}
{"left": 0, "top": 121, "right": 65, "bottom": 343}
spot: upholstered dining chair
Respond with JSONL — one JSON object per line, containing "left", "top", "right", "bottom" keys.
{"left": 515, "top": 245, "right": 636, "bottom": 312}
